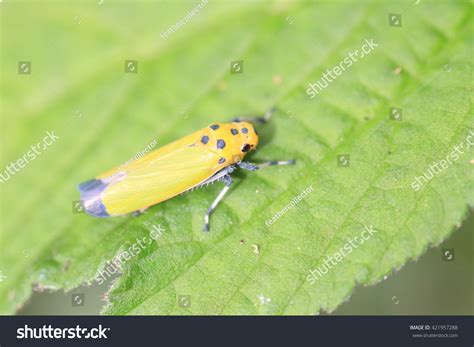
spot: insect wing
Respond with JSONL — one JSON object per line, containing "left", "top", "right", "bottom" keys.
{"left": 101, "top": 144, "right": 221, "bottom": 215}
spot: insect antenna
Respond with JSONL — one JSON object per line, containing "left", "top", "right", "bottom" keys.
{"left": 231, "top": 106, "right": 276, "bottom": 124}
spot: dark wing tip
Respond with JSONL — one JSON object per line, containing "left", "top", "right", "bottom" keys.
{"left": 77, "top": 178, "right": 110, "bottom": 217}
{"left": 77, "top": 178, "right": 104, "bottom": 193}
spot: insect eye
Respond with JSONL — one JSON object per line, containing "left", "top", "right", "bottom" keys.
{"left": 241, "top": 144, "right": 251, "bottom": 152}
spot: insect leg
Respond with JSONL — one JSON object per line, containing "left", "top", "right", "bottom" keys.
{"left": 132, "top": 207, "right": 149, "bottom": 217}
{"left": 231, "top": 106, "right": 276, "bottom": 124}
{"left": 203, "top": 175, "right": 233, "bottom": 232}
{"left": 182, "top": 165, "right": 235, "bottom": 194}
{"left": 238, "top": 160, "right": 295, "bottom": 171}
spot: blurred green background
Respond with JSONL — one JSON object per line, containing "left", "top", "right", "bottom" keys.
{"left": 1, "top": 0, "right": 472, "bottom": 315}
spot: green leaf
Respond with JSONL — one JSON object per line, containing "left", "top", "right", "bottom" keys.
{"left": 0, "top": 0, "right": 472, "bottom": 315}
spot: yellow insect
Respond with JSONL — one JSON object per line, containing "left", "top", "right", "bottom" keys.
{"left": 78, "top": 109, "right": 294, "bottom": 231}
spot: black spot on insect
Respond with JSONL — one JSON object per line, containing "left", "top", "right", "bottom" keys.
{"left": 231, "top": 128, "right": 238, "bottom": 135}
{"left": 217, "top": 139, "right": 226, "bottom": 149}
{"left": 254, "top": 128, "right": 258, "bottom": 136}
{"left": 201, "top": 135, "right": 209, "bottom": 144}
{"left": 218, "top": 157, "right": 226, "bottom": 164}
{"left": 242, "top": 127, "right": 248, "bottom": 134}
{"left": 210, "top": 124, "right": 220, "bottom": 130}
{"left": 241, "top": 144, "right": 251, "bottom": 152}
